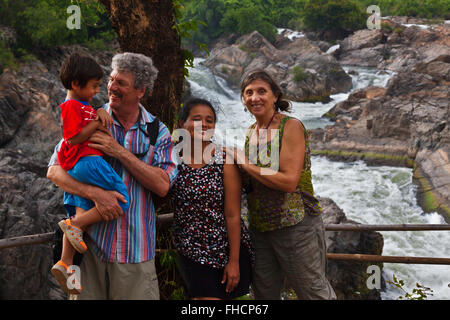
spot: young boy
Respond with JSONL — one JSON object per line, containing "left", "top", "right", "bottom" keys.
{"left": 51, "top": 52, "right": 129, "bottom": 294}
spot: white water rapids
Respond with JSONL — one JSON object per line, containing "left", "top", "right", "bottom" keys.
{"left": 186, "top": 58, "right": 450, "bottom": 299}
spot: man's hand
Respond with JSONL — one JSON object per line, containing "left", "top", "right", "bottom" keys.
{"left": 47, "top": 165, "right": 126, "bottom": 221}
{"left": 91, "top": 188, "right": 127, "bottom": 221}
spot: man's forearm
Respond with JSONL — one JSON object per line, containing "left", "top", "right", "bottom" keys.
{"left": 114, "top": 147, "right": 170, "bottom": 197}
{"left": 47, "top": 165, "right": 96, "bottom": 199}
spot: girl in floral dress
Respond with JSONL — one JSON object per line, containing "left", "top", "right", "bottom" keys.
{"left": 171, "top": 97, "right": 253, "bottom": 300}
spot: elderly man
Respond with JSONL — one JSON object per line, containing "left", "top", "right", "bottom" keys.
{"left": 47, "top": 52, "right": 178, "bottom": 300}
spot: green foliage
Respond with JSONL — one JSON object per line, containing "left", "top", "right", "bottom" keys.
{"left": 356, "top": 0, "right": 449, "bottom": 19}
{"left": 181, "top": 0, "right": 448, "bottom": 47}
{"left": 302, "top": 0, "right": 366, "bottom": 32}
{"left": 180, "top": 0, "right": 228, "bottom": 45}
{"left": 174, "top": 0, "right": 210, "bottom": 78}
{"left": 0, "top": 38, "right": 17, "bottom": 72}
{"left": 157, "top": 249, "right": 187, "bottom": 300}
{"left": 2, "top": 0, "right": 448, "bottom": 63}
{"left": 220, "top": 4, "right": 277, "bottom": 41}
{"left": 181, "top": 0, "right": 305, "bottom": 45}
{"left": 381, "top": 22, "right": 393, "bottom": 32}
{"left": 392, "top": 0, "right": 449, "bottom": 19}
{"left": 291, "top": 65, "right": 308, "bottom": 83}
{"left": 386, "top": 274, "right": 434, "bottom": 300}
{"left": 1, "top": 0, "right": 116, "bottom": 52}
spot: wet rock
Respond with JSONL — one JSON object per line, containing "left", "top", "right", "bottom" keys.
{"left": 0, "top": 149, "right": 66, "bottom": 300}
{"left": 320, "top": 197, "right": 384, "bottom": 300}
{"left": 203, "top": 31, "right": 352, "bottom": 103}
{"left": 337, "top": 17, "right": 450, "bottom": 73}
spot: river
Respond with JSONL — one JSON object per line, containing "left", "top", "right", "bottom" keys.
{"left": 186, "top": 58, "right": 450, "bottom": 300}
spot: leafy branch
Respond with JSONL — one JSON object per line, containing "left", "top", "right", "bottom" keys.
{"left": 386, "top": 274, "right": 434, "bottom": 300}
{"left": 173, "top": 0, "right": 209, "bottom": 77}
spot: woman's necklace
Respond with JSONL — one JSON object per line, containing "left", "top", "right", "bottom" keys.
{"left": 256, "top": 111, "right": 277, "bottom": 142}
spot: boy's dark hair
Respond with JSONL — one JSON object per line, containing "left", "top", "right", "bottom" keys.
{"left": 178, "top": 97, "right": 217, "bottom": 125}
{"left": 59, "top": 52, "right": 104, "bottom": 90}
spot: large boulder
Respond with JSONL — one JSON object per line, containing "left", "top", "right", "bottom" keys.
{"left": 335, "top": 18, "right": 450, "bottom": 73}
{"left": 320, "top": 197, "right": 384, "bottom": 300}
{"left": 0, "top": 149, "right": 66, "bottom": 300}
{"left": 0, "top": 58, "right": 66, "bottom": 300}
{"left": 203, "top": 31, "right": 352, "bottom": 103}
{"left": 336, "top": 29, "right": 387, "bottom": 67}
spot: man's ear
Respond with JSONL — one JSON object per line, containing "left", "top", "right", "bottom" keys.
{"left": 137, "top": 87, "right": 146, "bottom": 100}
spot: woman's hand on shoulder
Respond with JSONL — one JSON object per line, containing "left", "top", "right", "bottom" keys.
{"left": 224, "top": 146, "right": 248, "bottom": 170}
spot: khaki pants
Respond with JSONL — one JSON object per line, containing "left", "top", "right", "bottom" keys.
{"left": 250, "top": 213, "right": 336, "bottom": 300}
{"left": 69, "top": 246, "right": 160, "bottom": 300}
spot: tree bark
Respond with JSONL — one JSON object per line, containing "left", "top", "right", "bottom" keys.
{"left": 99, "top": 0, "right": 184, "bottom": 131}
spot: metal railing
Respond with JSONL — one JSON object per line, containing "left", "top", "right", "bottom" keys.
{"left": 1, "top": 213, "right": 450, "bottom": 265}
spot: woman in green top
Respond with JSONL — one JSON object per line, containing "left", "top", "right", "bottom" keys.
{"left": 229, "top": 69, "right": 336, "bottom": 300}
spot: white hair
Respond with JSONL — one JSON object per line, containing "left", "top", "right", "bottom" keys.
{"left": 111, "top": 52, "right": 158, "bottom": 94}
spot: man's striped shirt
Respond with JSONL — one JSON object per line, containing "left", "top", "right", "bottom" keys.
{"left": 49, "top": 103, "right": 178, "bottom": 263}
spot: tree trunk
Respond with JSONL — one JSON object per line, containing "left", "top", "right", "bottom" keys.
{"left": 99, "top": 0, "right": 184, "bottom": 131}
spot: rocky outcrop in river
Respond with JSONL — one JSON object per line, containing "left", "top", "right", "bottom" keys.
{"left": 202, "top": 30, "right": 352, "bottom": 103}
{"left": 334, "top": 17, "right": 449, "bottom": 73}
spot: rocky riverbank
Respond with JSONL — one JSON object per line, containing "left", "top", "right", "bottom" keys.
{"left": 202, "top": 30, "right": 352, "bottom": 103}
{"left": 0, "top": 43, "right": 385, "bottom": 299}
{"left": 311, "top": 19, "right": 450, "bottom": 221}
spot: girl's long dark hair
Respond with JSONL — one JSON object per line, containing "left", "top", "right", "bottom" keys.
{"left": 178, "top": 97, "right": 217, "bottom": 125}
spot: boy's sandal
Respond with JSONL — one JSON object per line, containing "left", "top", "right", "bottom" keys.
{"left": 58, "top": 218, "right": 87, "bottom": 254}
{"left": 51, "top": 260, "right": 82, "bottom": 295}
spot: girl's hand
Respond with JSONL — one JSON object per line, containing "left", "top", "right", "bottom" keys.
{"left": 96, "top": 108, "right": 113, "bottom": 129}
{"left": 222, "top": 261, "right": 240, "bottom": 293}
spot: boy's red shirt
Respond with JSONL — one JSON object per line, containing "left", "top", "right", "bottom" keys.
{"left": 57, "top": 99, "right": 103, "bottom": 171}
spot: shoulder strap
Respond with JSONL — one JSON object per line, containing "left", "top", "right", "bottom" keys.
{"left": 278, "top": 115, "right": 292, "bottom": 140}
{"left": 147, "top": 118, "right": 159, "bottom": 146}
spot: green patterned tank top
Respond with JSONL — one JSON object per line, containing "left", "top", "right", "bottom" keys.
{"left": 244, "top": 116, "right": 322, "bottom": 232}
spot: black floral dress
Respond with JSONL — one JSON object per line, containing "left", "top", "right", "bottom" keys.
{"left": 172, "top": 146, "right": 253, "bottom": 269}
